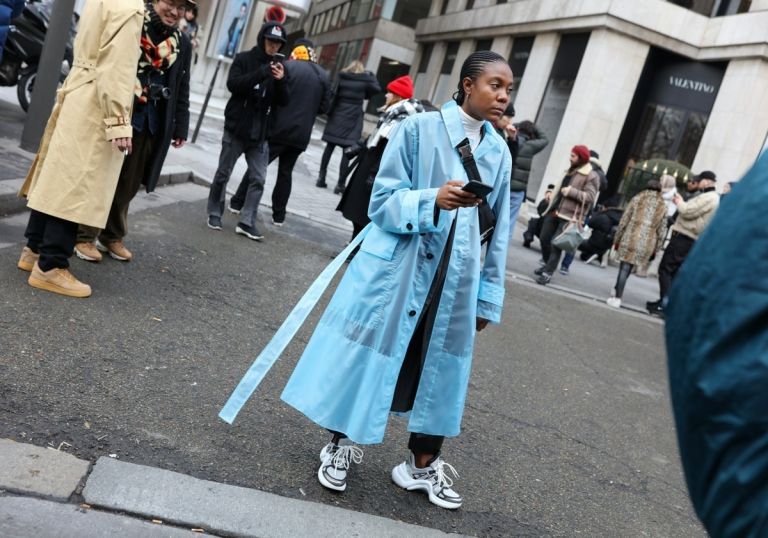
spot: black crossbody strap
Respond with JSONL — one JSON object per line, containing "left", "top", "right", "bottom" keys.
{"left": 455, "top": 138, "right": 496, "bottom": 244}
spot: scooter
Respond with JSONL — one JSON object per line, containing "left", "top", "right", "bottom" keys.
{"left": 0, "top": 0, "right": 77, "bottom": 112}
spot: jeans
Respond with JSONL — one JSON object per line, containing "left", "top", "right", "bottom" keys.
{"left": 25, "top": 209, "right": 78, "bottom": 271}
{"left": 507, "top": 190, "right": 525, "bottom": 242}
{"left": 231, "top": 142, "right": 303, "bottom": 223}
{"left": 614, "top": 261, "right": 634, "bottom": 299}
{"left": 207, "top": 130, "right": 268, "bottom": 229}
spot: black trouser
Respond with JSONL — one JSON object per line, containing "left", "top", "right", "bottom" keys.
{"left": 614, "top": 261, "right": 633, "bottom": 299}
{"left": 657, "top": 232, "right": 695, "bottom": 300}
{"left": 330, "top": 430, "right": 444, "bottom": 455}
{"left": 540, "top": 215, "right": 567, "bottom": 274}
{"left": 320, "top": 142, "right": 349, "bottom": 188}
{"left": 24, "top": 209, "right": 78, "bottom": 271}
{"left": 231, "top": 142, "right": 303, "bottom": 223}
{"left": 523, "top": 216, "right": 542, "bottom": 242}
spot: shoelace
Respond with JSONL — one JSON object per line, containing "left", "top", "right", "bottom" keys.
{"left": 331, "top": 445, "right": 364, "bottom": 470}
{"left": 431, "top": 458, "right": 459, "bottom": 489}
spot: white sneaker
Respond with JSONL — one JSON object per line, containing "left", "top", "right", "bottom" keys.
{"left": 391, "top": 453, "right": 462, "bottom": 509}
{"left": 317, "top": 441, "right": 363, "bottom": 492}
{"left": 606, "top": 297, "right": 621, "bottom": 308}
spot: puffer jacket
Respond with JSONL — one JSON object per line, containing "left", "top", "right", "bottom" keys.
{"left": 510, "top": 131, "right": 548, "bottom": 192}
{"left": 322, "top": 71, "right": 381, "bottom": 146}
{"left": 671, "top": 188, "right": 719, "bottom": 240}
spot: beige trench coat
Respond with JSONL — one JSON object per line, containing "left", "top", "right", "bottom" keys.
{"left": 20, "top": 0, "right": 144, "bottom": 228}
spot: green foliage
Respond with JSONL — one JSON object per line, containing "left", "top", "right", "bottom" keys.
{"left": 621, "top": 159, "right": 692, "bottom": 205}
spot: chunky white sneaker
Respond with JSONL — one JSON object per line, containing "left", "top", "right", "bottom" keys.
{"left": 317, "top": 441, "right": 363, "bottom": 492}
{"left": 391, "top": 453, "right": 462, "bottom": 509}
{"left": 606, "top": 297, "right": 622, "bottom": 308}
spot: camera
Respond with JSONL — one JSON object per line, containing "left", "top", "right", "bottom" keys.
{"left": 148, "top": 83, "right": 171, "bottom": 101}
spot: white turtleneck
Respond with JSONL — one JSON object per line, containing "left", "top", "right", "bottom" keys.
{"left": 458, "top": 106, "right": 484, "bottom": 151}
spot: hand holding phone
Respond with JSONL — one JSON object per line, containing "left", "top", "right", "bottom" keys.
{"left": 271, "top": 52, "right": 285, "bottom": 64}
{"left": 462, "top": 181, "right": 493, "bottom": 198}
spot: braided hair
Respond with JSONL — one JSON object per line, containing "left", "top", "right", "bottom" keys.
{"left": 453, "top": 50, "right": 508, "bottom": 105}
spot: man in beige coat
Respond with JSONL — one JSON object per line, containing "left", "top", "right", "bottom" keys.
{"left": 17, "top": 0, "right": 144, "bottom": 298}
{"left": 647, "top": 170, "right": 720, "bottom": 316}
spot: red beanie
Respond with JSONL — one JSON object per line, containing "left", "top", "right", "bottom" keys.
{"left": 572, "top": 145, "right": 590, "bottom": 165}
{"left": 386, "top": 75, "right": 414, "bottom": 99}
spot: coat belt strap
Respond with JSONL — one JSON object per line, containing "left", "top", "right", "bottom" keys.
{"left": 219, "top": 224, "right": 371, "bottom": 424}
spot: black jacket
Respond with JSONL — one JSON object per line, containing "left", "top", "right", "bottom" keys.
{"left": 142, "top": 33, "right": 191, "bottom": 193}
{"left": 269, "top": 59, "right": 331, "bottom": 150}
{"left": 510, "top": 131, "right": 549, "bottom": 192}
{"left": 322, "top": 71, "right": 381, "bottom": 146}
{"left": 223, "top": 22, "right": 288, "bottom": 141}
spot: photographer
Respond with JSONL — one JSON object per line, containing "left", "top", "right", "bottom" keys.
{"left": 75, "top": 0, "right": 194, "bottom": 263}
{"left": 205, "top": 21, "right": 289, "bottom": 241}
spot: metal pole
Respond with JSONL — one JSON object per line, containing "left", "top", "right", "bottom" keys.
{"left": 191, "top": 57, "right": 223, "bottom": 144}
{"left": 20, "top": 0, "right": 76, "bottom": 153}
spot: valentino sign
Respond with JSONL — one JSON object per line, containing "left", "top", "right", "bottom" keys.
{"left": 669, "top": 76, "right": 716, "bottom": 94}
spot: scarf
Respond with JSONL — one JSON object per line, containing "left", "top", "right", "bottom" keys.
{"left": 367, "top": 99, "right": 425, "bottom": 148}
{"left": 135, "top": 4, "right": 181, "bottom": 104}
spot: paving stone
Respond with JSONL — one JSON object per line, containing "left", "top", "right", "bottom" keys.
{"left": 0, "top": 439, "right": 90, "bottom": 501}
{"left": 83, "top": 457, "right": 462, "bottom": 538}
{"left": 0, "top": 496, "right": 212, "bottom": 537}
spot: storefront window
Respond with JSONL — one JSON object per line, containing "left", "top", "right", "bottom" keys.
{"left": 391, "top": 0, "right": 430, "bottom": 27}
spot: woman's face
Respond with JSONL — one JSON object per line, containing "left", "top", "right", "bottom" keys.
{"left": 462, "top": 61, "right": 514, "bottom": 121}
{"left": 384, "top": 92, "right": 401, "bottom": 108}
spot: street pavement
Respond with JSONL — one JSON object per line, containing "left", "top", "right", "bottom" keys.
{"left": 0, "top": 87, "right": 702, "bottom": 537}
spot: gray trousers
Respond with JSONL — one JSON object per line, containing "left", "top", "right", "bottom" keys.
{"left": 207, "top": 130, "right": 268, "bottom": 228}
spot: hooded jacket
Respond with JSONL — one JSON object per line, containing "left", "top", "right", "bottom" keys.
{"left": 510, "top": 130, "right": 548, "bottom": 192}
{"left": 223, "top": 22, "right": 288, "bottom": 141}
{"left": 322, "top": 71, "right": 381, "bottom": 146}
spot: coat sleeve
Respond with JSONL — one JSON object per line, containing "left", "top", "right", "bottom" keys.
{"left": 97, "top": 5, "right": 143, "bottom": 141}
{"left": 173, "top": 37, "right": 192, "bottom": 140}
{"left": 318, "top": 70, "right": 332, "bottom": 115}
{"left": 365, "top": 74, "right": 382, "bottom": 98}
{"left": 476, "top": 148, "right": 512, "bottom": 324}
{"left": 12, "top": 0, "right": 25, "bottom": 19}
{"left": 227, "top": 54, "right": 270, "bottom": 96}
{"left": 614, "top": 197, "right": 636, "bottom": 247}
{"left": 676, "top": 194, "right": 716, "bottom": 219}
{"left": 368, "top": 118, "right": 451, "bottom": 235}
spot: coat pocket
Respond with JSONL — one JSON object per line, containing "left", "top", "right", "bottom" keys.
{"left": 359, "top": 227, "right": 399, "bottom": 260}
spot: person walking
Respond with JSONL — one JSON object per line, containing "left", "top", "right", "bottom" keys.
{"left": 647, "top": 171, "right": 719, "bottom": 316}
{"left": 315, "top": 60, "right": 381, "bottom": 193}
{"left": 0, "top": 0, "right": 24, "bottom": 63}
{"left": 205, "top": 21, "right": 288, "bottom": 241}
{"left": 534, "top": 145, "right": 599, "bottom": 285}
{"left": 17, "top": 0, "right": 144, "bottom": 298}
{"left": 74, "top": 0, "right": 193, "bottom": 264}
{"left": 337, "top": 75, "right": 424, "bottom": 243}
{"left": 229, "top": 39, "right": 331, "bottom": 226}
{"left": 507, "top": 120, "right": 548, "bottom": 239}
{"left": 221, "top": 51, "right": 514, "bottom": 509}
{"left": 606, "top": 180, "right": 667, "bottom": 308}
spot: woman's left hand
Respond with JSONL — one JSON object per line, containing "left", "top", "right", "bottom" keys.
{"left": 476, "top": 317, "right": 490, "bottom": 332}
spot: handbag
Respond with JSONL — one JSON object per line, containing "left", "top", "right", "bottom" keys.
{"left": 552, "top": 201, "right": 592, "bottom": 253}
{"left": 455, "top": 138, "right": 496, "bottom": 245}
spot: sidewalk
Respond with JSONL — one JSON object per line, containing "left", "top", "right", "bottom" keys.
{"left": 0, "top": 438, "right": 464, "bottom": 537}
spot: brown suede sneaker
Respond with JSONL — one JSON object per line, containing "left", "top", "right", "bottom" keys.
{"left": 28, "top": 262, "right": 91, "bottom": 298}
{"left": 17, "top": 246, "right": 39, "bottom": 272}
{"left": 74, "top": 242, "right": 103, "bottom": 262}
{"left": 98, "top": 240, "right": 132, "bottom": 261}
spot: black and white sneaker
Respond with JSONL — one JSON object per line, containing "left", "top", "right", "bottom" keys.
{"left": 392, "top": 453, "right": 462, "bottom": 509}
{"left": 207, "top": 215, "right": 222, "bottom": 230}
{"left": 235, "top": 223, "right": 264, "bottom": 241}
{"left": 317, "top": 441, "right": 364, "bottom": 492}
{"left": 535, "top": 272, "right": 552, "bottom": 285}
{"left": 228, "top": 203, "right": 241, "bottom": 215}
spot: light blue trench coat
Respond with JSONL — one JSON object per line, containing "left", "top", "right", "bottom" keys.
{"left": 281, "top": 101, "right": 511, "bottom": 444}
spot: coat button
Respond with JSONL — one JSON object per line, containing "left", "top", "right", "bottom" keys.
{"left": 406, "top": 223, "right": 413, "bottom": 230}
{"left": 408, "top": 310, "right": 416, "bottom": 317}
{"left": 426, "top": 253, "right": 434, "bottom": 260}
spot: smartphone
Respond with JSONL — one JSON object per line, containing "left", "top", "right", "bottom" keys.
{"left": 272, "top": 52, "right": 285, "bottom": 64}
{"left": 462, "top": 181, "right": 493, "bottom": 198}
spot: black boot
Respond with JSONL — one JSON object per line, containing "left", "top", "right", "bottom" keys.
{"left": 315, "top": 169, "right": 328, "bottom": 188}
{"left": 333, "top": 182, "right": 345, "bottom": 195}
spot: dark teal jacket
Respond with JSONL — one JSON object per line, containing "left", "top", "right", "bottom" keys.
{"left": 666, "top": 152, "right": 768, "bottom": 538}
